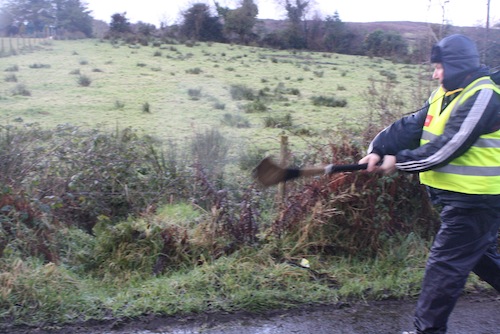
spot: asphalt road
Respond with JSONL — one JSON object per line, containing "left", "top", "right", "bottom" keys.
{"left": 3, "top": 293, "right": 499, "bottom": 334}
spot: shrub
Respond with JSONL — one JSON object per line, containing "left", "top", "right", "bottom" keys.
{"left": 213, "top": 101, "right": 226, "bottom": 110}
{"left": 380, "top": 69, "right": 398, "bottom": 81}
{"left": 229, "top": 84, "right": 255, "bottom": 101}
{"left": 241, "top": 100, "right": 267, "bottom": 113}
{"left": 291, "top": 127, "right": 316, "bottom": 137}
{"left": 29, "top": 63, "right": 51, "bottom": 69}
{"left": 142, "top": 102, "right": 151, "bottom": 113}
{"left": 5, "top": 74, "right": 17, "bottom": 82}
{"left": 0, "top": 188, "right": 59, "bottom": 262}
{"left": 4, "top": 65, "right": 19, "bottom": 72}
{"left": 77, "top": 74, "right": 92, "bottom": 87}
{"left": 185, "top": 67, "right": 202, "bottom": 74}
{"left": 11, "top": 84, "right": 31, "bottom": 96}
{"left": 274, "top": 83, "right": 300, "bottom": 96}
{"left": 238, "top": 147, "right": 267, "bottom": 171}
{"left": 191, "top": 169, "right": 261, "bottom": 248}
{"left": 0, "top": 125, "right": 190, "bottom": 232}
{"left": 221, "top": 113, "right": 250, "bottom": 128}
{"left": 187, "top": 88, "right": 202, "bottom": 100}
{"left": 190, "top": 128, "right": 230, "bottom": 183}
{"left": 114, "top": 100, "right": 125, "bottom": 109}
{"left": 263, "top": 113, "right": 293, "bottom": 128}
{"left": 310, "top": 95, "right": 347, "bottom": 108}
{"left": 313, "top": 70, "right": 324, "bottom": 78}
{"left": 86, "top": 216, "right": 193, "bottom": 276}
{"left": 269, "top": 138, "right": 439, "bottom": 257}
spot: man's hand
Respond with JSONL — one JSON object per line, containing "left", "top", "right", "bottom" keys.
{"left": 379, "top": 155, "right": 397, "bottom": 174}
{"left": 358, "top": 153, "right": 382, "bottom": 172}
{"left": 358, "top": 154, "right": 397, "bottom": 174}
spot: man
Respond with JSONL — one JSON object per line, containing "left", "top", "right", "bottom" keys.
{"left": 358, "top": 34, "right": 500, "bottom": 333}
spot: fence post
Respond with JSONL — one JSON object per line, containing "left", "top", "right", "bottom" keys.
{"left": 279, "top": 133, "right": 289, "bottom": 202}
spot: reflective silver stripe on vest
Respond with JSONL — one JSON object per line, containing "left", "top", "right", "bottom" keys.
{"left": 421, "top": 130, "right": 500, "bottom": 148}
{"left": 421, "top": 130, "right": 436, "bottom": 142}
{"left": 435, "top": 164, "right": 500, "bottom": 176}
{"left": 473, "top": 138, "right": 500, "bottom": 148}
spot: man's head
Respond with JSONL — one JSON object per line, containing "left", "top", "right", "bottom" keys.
{"left": 430, "top": 34, "right": 480, "bottom": 91}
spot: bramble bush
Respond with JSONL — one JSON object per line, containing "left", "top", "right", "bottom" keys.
{"left": 0, "top": 125, "right": 191, "bottom": 234}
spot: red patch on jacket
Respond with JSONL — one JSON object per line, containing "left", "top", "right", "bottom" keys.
{"left": 424, "top": 115, "right": 433, "bottom": 127}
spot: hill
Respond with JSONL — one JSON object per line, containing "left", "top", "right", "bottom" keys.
{"left": 258, "top": 19, "right": 500, "bottom": 67}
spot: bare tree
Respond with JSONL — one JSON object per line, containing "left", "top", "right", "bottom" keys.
{"left": 438, "top": 0, "right": 450, "bottom": 39}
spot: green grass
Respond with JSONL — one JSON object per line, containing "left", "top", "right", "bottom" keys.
{"left": 0, "top": 39, "right": 429, "bottom": 156}
{"left": 0, "top": 237, "right": 430, "bottom": 325}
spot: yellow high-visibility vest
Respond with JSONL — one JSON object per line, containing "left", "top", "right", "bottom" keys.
{"left": 419, "top": 77, "right": 500, "bottom": 194}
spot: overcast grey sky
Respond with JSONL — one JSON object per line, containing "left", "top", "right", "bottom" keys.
{"left": 84, "top": 0, "right": 497, "bottom": 28}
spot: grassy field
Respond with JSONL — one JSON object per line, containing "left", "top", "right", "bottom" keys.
{"left": 0, "top": 38, "right": 430, "bottom": 157}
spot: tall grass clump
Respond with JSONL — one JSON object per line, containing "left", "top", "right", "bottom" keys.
{"left": 241, "top": 99, "right": 267, "bottom": 113}
{"left": 212, "top": 101, "right": 226, "bottom": 110}
{"left": 189, "top": 127, "right": 230, "bottom": 183}
{"left": 4, "top": 64, "right": 19, "bottom": 72}
{"left": 29, "top": 63, "right": 51, "bottom": 69}
{"left": 0, "top": 258, "right": 96, "bottom": 324}
{"left": 5, "top": 74, "right": 17, "bottom": 82}
{"left": 142, "top": 102, "right": 151, "bottom": 113}
{"left": 114, "top": 100, "right": 125, "bottom": 109}
{"left": 264, "top": 113, "right": 293, "bottom": 128}
{"left": 221, "top": 113, "right": 250, "bottom": 128}
{"left": 379, "top": 69, "right": 398, "bottom": 81}
{"left": 11, "top": 84, "right": 31, "bottom": 96}
{"left": 229, "top": 84, "right": 255, "bottom": 101}
{"left": 77, "top": 74, "right": 92, "bottom": 87}
{"left": 310, "top": 95, "right": 347, "bottom": 108}
{"left": 185, "top": 67, "right": 202, "bottom": 74}
{"left": 187, "top": 88, "right": 202, "bottom": 100}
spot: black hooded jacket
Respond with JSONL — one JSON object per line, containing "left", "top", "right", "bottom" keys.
{"left": 368, "top": 35, "right": 500, "bottom": 208}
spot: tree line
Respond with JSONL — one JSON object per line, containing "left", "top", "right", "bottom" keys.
{"left": 0, "top": 0, "right": 93, "bottom": 38}
{"left": 1, "top": 0, "right": 499, "bottom": 65}
{"left": 0, "top": 0, "right": 415, "bottom": 60}
{"left": 106, "top": 1, "right": 416, "bottom": 62}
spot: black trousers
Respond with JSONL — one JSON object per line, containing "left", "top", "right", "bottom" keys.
{"left": 414, "top": 206, "right": 500, "bottom": 334}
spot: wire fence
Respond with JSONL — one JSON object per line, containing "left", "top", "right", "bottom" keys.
{"left": 0, "top": 37, "right": 47, "bottom": 57}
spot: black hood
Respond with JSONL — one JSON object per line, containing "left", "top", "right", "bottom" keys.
{"left": 430, "top": 34, "right": 480, "bottom": 91}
